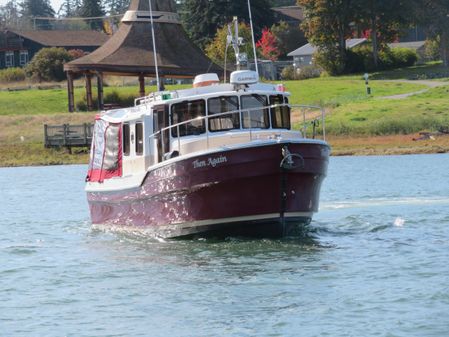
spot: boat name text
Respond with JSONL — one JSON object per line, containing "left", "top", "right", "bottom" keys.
{"left": 193, "top": 156, "right": 227, "bottom": 169}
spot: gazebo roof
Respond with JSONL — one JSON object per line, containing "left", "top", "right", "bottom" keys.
{"left": 64, "top": 0, "right": 222, "bottom": 77}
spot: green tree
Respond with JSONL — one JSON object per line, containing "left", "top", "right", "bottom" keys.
{"left": 103, "top": 0, "right": 129, "bottom": 15}
{"left": 182, "top": 0, "right": 275, "bottom": 48}
{"left": 357, "top": 0, "right": 412, "bottom": 69}
{"left": 413, "top": 0, "right": 449, "bottom": 67}
{"left": 0, "top": 0, "right": 21, "bottom": 28}
{"left": 271, "top": 20, "right": 306, "bottom": 59}
{"left": 79, "top": 0, "right": 104, "bottom": 30}
{"left": 25, "top": 47, "right": 73, "bottom": 82}
{"left": 205, "top": 22, "right": 256, "bottom": 67}
{"left": 298, "top": 0, "right": 356, "bottom": 75}
{"left": 20, "top": 0, "right": 55, "bottom": 29}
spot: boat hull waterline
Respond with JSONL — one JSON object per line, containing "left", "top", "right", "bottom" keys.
{"left": 87, "top": 141, "right": 329, "bottom": 238}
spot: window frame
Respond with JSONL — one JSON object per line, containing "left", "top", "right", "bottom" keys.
{"left": 240, "top": 94, "right": 270, "bottom": 129}
{"left": 270, "top": 95, "right": 291, "bottom": 130}
{"left": 207, "top": 95, "right": 241, "bottom": 132}
{"left": 5, "top": 51, "right": 14, "bottom": 68}
{"left": 122, "top": 123, "right": 130, "bottom": 156}
{"left": 170, "top": 99, "right": 206, "bottom": 137}
{"left": 19, "top": 50, "right": 28, "bottom": 66}
{"left": 135, "top": 122, "right": 144, "bottom": 156}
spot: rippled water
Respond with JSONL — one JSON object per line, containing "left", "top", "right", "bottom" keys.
{"left": 1, "top": 154, "right": 449, "bottom": 336}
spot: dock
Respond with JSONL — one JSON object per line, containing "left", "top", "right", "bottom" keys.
{"left": 44, "top": 123, "right": 93, "bottom": 152}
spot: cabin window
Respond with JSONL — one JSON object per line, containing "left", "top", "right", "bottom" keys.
{"left": 207, "top": 96, "right": 240, "bottom": 132}
{"left": 270, "top": 95, "right": 290, "bottom": 129}
{"left": 5, "top": 51, "right": 14, "bottom": 68}
{"left": 135, "top": 122, "right": 143, "bottom": 155}
{"left": 171, "top": 99, "right": 206, "bottom": 137}
{"left": 19, "top": 51, "right": 28, "bottom": 66}
{"left": 123, "top": 124, "right": 130, "bottom": 156}
{"left": 241, "top": 94, "right": 269, "bottom": 129}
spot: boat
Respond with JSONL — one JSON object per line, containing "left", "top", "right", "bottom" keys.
{"left": 85, "top": 70, "right": 330, "bottom": 238}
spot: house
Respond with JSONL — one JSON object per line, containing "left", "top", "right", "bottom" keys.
{"left": 287, "top": 38, "right": 367, "bottom": 68}
{"left": 0, "top": 29, "right": 109, "bottom": 69}
{"left": 389, "top": 41, "right": 427, "bottom": 64}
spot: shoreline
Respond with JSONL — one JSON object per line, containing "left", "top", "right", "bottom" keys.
{"left": 1, "top": 134, "right": 448, "bottom": 168}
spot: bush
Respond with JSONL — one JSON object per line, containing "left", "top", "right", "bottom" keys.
{"left": 424, "top": 39, "right": 440, "bottom": 61}
{"left": 25, "top": 47, "right": 73, "bottom": 82}
{"left": 348, "top": 45, "right": 418, "bottom": 73}
{"left": 0, "top": 67, "right": 26, "bottom": 83}
{"left": 281, "top": 65, "right": 321, "bottom": 80}
{"left": 75, "top": 90, "right": 137, "bottom": 111}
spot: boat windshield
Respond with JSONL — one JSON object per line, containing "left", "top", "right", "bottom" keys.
{"left": 241, "top": 94, "right": 269, "bottom": 129}
{"left": 208, "top": 96, "right": 240, "bottom": 132}
{"left": 171, "top": 99, "right": 206, "bottom": 137}
{"left": 270, "top": 95, "right": 290, "bottom": 129}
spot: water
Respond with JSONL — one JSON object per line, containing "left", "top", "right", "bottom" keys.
{"left": 1, "top": 154, "right": 448, "bottom": 337}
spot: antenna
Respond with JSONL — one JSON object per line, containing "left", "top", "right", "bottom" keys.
{"left": 247, "top": 0, "right": 259, "bottom": 75}
{"left": 148, "top": 0, "right": 161, "bottom": 91}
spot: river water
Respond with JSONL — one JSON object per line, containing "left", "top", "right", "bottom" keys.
{"left": 1, "top": 154, "right": 448, "bottom": 337}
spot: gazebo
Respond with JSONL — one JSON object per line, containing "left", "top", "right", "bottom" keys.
{"left": 64, "top": 0, "right": 223, "bottom": 112}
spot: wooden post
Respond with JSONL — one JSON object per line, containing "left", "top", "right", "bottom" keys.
{"left": 44, "top": 124, "right": 48, "bottom": 147}
{"left": 97, "top": 72, "right": 104, "bottom": 110}
{"left": 139, "top": 74, "right": 145, "bottom": 97}
{"left": 67, "top": 71, "right": 75, "bottom": 112}
{"left": 85, "top": 73, "right": 93, "bottom": 111}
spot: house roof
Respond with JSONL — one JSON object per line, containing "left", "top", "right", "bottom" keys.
{"left": 388, "top": 41, "right": 426, "bottom": 50}
{"left": 9, "top": 30, "right": 109, "bottom": 47}
{"left": 64, "top": 0, "right": 223, "bottom": 78}
{"left": 272, "top": 6, "right": 304, "bottom": 22}
{"left": 288, "top": 38, "right": 367, "bottom": 57}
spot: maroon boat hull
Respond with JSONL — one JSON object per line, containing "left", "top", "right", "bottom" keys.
{"left": 87, "top": 141, "right": 330, "bottom": 238}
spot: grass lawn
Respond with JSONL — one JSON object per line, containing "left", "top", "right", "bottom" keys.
{"left": 326, "top": 85, "right": 449, "bottom": 135}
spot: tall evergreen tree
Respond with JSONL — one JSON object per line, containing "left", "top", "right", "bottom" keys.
{"left": 104, "top": 0, "right": 130, "bottom": 15}
{"left": 0, "top": 0, "right": 21, "bottom": 28}
{"left": 79, "top": 0, "right": 104, "bottom": 30}
{"left": 20, "top": 0, "right": 55, "bottom": 29}
{"left": 182, "top": 0, "right": 275, "bottom": 49}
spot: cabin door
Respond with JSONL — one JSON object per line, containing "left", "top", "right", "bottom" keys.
{"left": 153, "top": 104, "right": 170, "bottom": 163}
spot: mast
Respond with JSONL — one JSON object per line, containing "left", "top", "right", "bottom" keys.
{"left": 148, "top": 0, "right": 161, "bottom": 91}
{"left": 247, "top": 0, "right": 259, "bottom": 75}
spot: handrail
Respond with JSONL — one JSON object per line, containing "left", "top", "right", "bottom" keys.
{"left": 148, "top": 103, "right": 326, "bottom": 161}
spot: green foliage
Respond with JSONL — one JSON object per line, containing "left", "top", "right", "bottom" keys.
{"left": 205, "top": 23, "right": 256, "bottom": 67}
{"left": 75, "top": 90, "right": 136, "bottom": 111}
{"left": 424, "top": 39, "right": 440, "bottom": 62}
{"left": 271, "top": 21, "right": 306, "bottom": 59}
{"left": 314, "top": 48, "right": 346, "bottom": 76}
{"left": 78, "top": 0, "right": 104, "bottom": 30}
{"left": 346, "top": 46, "right": 418, "bottom": 73}
{"left": 281, "top": 65, "right": 320, "bottom": 80}
{"left": 25, "top": 48, "right": 73, "bottom": 82}
{"left": 0, "top": 67, "right": 26, "bottom": 83}
{"left": 181, "top": 0, "right": 275, "bottom": 48}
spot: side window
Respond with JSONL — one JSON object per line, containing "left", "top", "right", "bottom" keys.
{"left": 207, "top": 96, "right": 240, "bottom": 132}
{"left": 270, "top": 95, "right": 290, "bottom": 129}
{"left": 171, "top": 100, "right": 206, "bottom": 137}
{"left": 241, "top": 94, "right": 269, "bottom": 129}
{"left": 123, "top": 123, "right": 130, "bottom": 156}
{"left": 135, "top": 122, "right": 143, "bottom": 155}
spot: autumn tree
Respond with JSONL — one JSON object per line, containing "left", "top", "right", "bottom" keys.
{"left": 256, "top": 28, "right": 280, "bottom": 61}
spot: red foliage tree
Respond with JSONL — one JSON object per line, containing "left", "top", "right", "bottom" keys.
{"left": 256, "top": 28, "right": 280, "bottom": 61}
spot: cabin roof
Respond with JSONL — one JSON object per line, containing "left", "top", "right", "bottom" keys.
{"left": 64, "top": 0, "right": 223, "bottom": 77}
{"left": 8, "top": 29, "right": 109, "bottom": 47}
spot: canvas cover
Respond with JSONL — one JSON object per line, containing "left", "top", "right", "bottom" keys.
{"left": 87, "top": 119, "right": 122, "bottom": 182}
